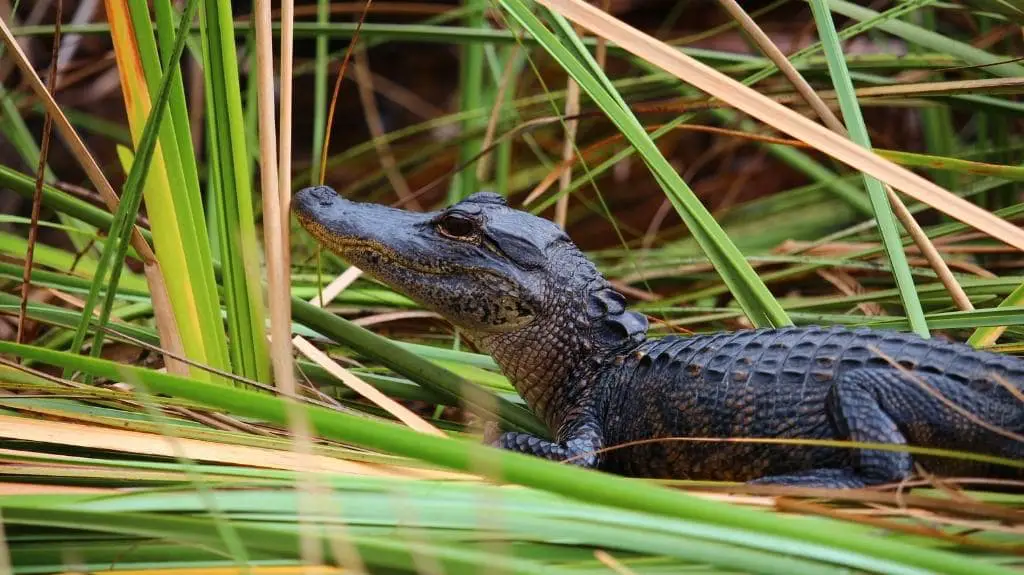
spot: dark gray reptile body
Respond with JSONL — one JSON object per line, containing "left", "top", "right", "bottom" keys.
{"left": 596, "top": 326, "right": 1023, "bottom": 481}
{"left": 294, "top": 186, "right": 1024, "bottom": 487}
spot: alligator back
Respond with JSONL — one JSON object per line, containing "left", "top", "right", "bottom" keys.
{"left": 599, "top": 326, "right": 1023, "bottom": 480}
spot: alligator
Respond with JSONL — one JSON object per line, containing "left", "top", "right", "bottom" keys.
{"left": 293, "top": 186, "right": 1024, "bottom": 488}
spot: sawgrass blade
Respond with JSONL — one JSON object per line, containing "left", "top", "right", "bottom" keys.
{"left": 827, "top": 0, "right": 1024, "bottom": 78}
{"left": 64, "top": 0, "right": 199, "bottom": 377}
{"left": 148, "top": 0, "right": 232, "bottom": 376}
{"left": 536, "top": 0, "right": 1024, "bottom": 254}
{"left": 200, "top": 0, "right": 271, "bottom": 384}
{"left": 960, "top": 0, "right": 1024, "bottom": 23}
{"left": 0, "top": 165, "right": 148, "bottom": 242}
{"left": 450, "top": 0, "right": 489, "bottom": 202}
{"left": 968, "top": 282, "right": 1024, "bottom": 347}
{"left": 0, "top": 232, "right": 145, "bottom": 292}
{"left": 529, "top": 0, "right": 942, "bottom": 217}
{"left": 0, "top": 86, "right": 98, "bottom": 257}
{"left": 807, "top": 0, "right": 929, "bottom": 338}
{"left": 3, "top": 506, "right": 568, "bottom": 575}
{"left": 500, "top": 0, "right": 792, "bottom": 328}
{"left": 292, "top": 297, "right": 547, "bottom": 436}
{"left": 0, "top": 482, "right": 846, "bottom": 574}
{"left": 0, "top": 340, "right": 1016, "bottom": 575}
{"left": 310, "top": 0, "right": 331, "bottom": 182}
{"left": 104, "top": 0, "right": 231, "bottom": 382}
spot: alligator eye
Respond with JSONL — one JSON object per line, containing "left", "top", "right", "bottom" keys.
{"left": 438, "top": 214, "right": 477, "bottom": 239}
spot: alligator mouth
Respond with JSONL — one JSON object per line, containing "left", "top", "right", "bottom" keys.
{"left": 296, "top": 212, "right": 409, "bottom": 267}
{"left": 296, "top": 211, "right": 378, "bottom": 253}
{"left": 296, "top": 210, "right": 470, "bottom": 277}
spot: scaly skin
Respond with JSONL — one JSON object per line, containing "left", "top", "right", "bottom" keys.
{"left": 293, "top": 186, "right": 1024, "bottom": 488}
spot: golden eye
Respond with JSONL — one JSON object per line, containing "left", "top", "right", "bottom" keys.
{"left": 438, "top": 214, "right": 477, "bottom": 239}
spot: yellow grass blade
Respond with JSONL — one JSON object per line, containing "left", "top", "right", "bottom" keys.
{"left": 0, "top": 414, "right": 394, "bottom": 477}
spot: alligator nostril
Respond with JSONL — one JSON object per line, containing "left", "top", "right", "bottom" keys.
{"left": 300, "top": 185, "right": 337, "bottom": 206}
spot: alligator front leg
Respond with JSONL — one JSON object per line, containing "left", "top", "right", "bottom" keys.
{"left": 492, "top": 416, "right": 604, "bottom": 468}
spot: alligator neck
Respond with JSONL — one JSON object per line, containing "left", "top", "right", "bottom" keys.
{"left": 472, "top": 251, "right": 648, "bottom": 430}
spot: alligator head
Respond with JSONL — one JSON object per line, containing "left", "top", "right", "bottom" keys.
{"left": 293, "top": 186, "right": 648, "bottom": 422}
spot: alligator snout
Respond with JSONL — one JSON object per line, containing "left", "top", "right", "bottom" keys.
{"left": 294, "top": 185, "right": 342, "bottom": 211}
{"left": 293, "top": 186, "right": 362, "bottom": 228}
{"left": 292, "top": 185, "right": 428, "bottom": 248}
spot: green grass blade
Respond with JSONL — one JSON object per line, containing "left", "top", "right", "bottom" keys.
{"left": 310, "top": 0, "right": 330, "bottom": 182}
{"left": 0, "top": 231, "right": 145, "bottom": 292}
{"left": 528, "top": 0, "right": 943, "bottom": 218}
{"left": 117, "top": 0, "right": 231, "bottom": 381}
{"left": 500, "top": 0, "right": 791, "bottom": 328}
{"left": 0, "top": 165, "right": 147, "bottom": 241}
{"left": 826, "top": 0, "right": 1024, "bottom": 78}
{"left": 292, "top": 297, "right": 547, "bottom": 436}
{"left": 450, "top": 0, "right": 489, "bottom": 202}
{"left": 961, "top": 0, "right": 1024, "bottom": 23}
{"left": 808, "top": 0, "right": 929, "bottom": 338}
{"left": 0, "top": 85, "right": 97, "bottom": 256}
{"left": 1, "top": 506, "right": 567, "bottom": 574}
{"left": 1, "top": 341, "right": 1015, "bottom": 575}
{"left": 63, "top": 0, "right": 198, "bottom": 376}
{"left": 150, "top": 0, "right": 232, "bottom": 374}
{"left": 967, "top": 282, "right": 1024, "bottom": 347}
{"left": 199, "top": 0, "right": 271, "bottom": 384}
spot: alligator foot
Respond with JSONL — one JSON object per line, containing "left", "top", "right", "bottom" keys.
{"left": 493, "top": 416, "right": 605, "bottom": 469}
{"left": 493, "top": 431, "right": 602, "bottom": 468}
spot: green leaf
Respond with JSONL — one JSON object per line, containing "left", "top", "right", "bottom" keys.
{"left": 968, "top": 283, "right": 1024, "bottom": 347}
{"left": 65, "top": 0, "right": 200, "bottom": 378}
{"left": 807, "top": 0, "right": 929, "bottom": 338}
{"left": 199, "top": 0, "right": 271, "bottom": 384}
{"left": 499, "top": 0, "right": 792, "bottom": 328}
{"left": 1, "top": 341, "right": 1016, "bottom": 575}
{"left": 826, "top": 0, "right": 1024, "bottom": 78}
{"left": 450, "top": 0, "right": 489, "bottom": 202}
{"left": 961, "top": 0, "right": 1024, "bottom": 24}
